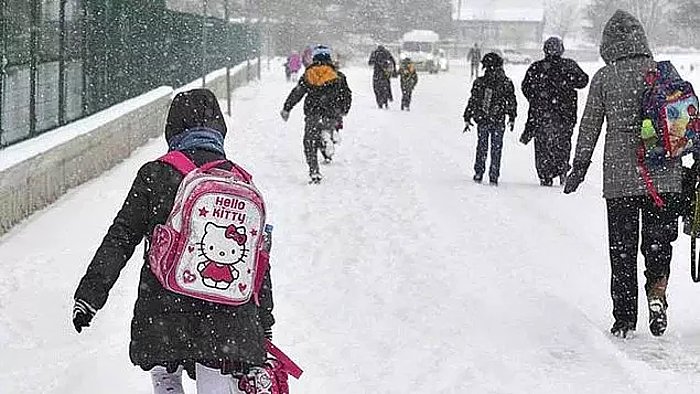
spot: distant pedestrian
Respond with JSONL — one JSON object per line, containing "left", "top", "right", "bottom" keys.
{"left": 467, "top": 43, "right": 482, "bottom": 79}
{"left": 287, "top": 51, "right": 303, "bottom": 80}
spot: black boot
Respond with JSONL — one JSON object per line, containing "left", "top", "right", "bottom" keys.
{"left": 647, "top": 276, "right": 669, "bottom": 336}
{"left": 610, "top": 320, "right": 636, "bottom": 339}
{"left": 473, "top": 173, "right": 483, "bottom": 183}
{"left": 648, "top": 297, "right": 668, "bottom": 336}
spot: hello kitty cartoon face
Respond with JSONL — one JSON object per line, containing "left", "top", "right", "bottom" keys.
{"left": 197, "top": 223, "right": 249, "bottom": 265}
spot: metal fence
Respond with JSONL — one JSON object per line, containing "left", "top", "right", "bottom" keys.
{"left": 0, "top": 0, "right": 259, "bottom": 148}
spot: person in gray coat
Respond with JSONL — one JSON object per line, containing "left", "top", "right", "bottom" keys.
{"left": 564, "top": 10, "right": 681, "bottom": 338}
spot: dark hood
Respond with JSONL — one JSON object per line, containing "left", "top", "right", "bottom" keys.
{"left": 600, "top": 10, "right": 652, "bottom": 64}
{"left": 165, "top": 88, "right": 227, "bottom": 144}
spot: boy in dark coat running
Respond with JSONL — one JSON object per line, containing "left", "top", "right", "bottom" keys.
{"left": 521, "top": 37, "right": 589, "bottom": 186}
{"left": 281, "top": 45, "right": 352, "bottom": 183}
{"left": 463, "top": 52, "right": 517, "bottom": 185}
{"left": 399, "top": 57, "right": 418, "bottom": 111}
{"left": 72, "top": 89, "right": 275, "bottom": 393}
{"left": 368, "top": 45, "right": 396, "bottom": 109}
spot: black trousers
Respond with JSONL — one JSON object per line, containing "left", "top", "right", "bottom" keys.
{"left": 534, "top": 121, "right": 573, "bottom": 181}
{"left": 373, "top": 76, "right": 393, "bottom": 108}
{"left": 303, "top": 117, "right": 335, "bottom": 175}
{"left": 401, "top": 87, "right": 413, "bottom": 109}
{"left": 606, "top": 194, "right": 679, "bottom": 326}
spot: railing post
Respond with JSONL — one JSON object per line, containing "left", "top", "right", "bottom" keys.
{"left": 201, "top": 0, "right": 208, "bottom": 87}
{"left": 29, "top": 0, "right": 38, "bottom": 137}
{"left": 225, "top": 0, "right": 231, "bottom": 115}
{"left": 58, "top": 0, "right": 67, "bottom": 125}
{"left": 0, "top": 0, "right": 6, "bottom": 146}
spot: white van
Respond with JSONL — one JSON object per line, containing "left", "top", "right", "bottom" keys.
{"left": 399, "top": 30, "right": 441, "bottom": 73}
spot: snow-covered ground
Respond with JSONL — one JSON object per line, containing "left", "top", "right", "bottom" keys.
{"left": 4, "top": 58, "right": 700, "bottom": 393}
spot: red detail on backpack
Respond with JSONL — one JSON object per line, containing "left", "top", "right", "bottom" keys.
{"left": 183, "top": 270, "right": 197, "bottom": 284}
{"left": 237, "top": 340, "right": 303, "bottom": 394}
{"left": 637, "top": 145, "right": 665, "bottom": 208}
{"left": 148, "top": 151, "right": 269, "bottom": 306}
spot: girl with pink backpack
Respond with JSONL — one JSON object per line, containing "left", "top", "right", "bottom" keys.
{"left": 72, "top": 89, "right": 300, "bottom": 393}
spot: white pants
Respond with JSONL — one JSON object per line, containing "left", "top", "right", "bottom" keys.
{"left": 151, "top": 364, "right": 244, "bottom": 394}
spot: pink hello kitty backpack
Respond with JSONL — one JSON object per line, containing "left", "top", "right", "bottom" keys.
{"left": 148, "top": 151, "right": 270, "bottom": 306}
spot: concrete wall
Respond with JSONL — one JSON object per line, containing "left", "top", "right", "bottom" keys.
{"left": 0, "top": 61, "right": 258, "bottom": 235}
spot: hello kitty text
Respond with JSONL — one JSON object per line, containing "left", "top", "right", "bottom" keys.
{"left": 211, "top": 196, "right": 247, "bottom": 224}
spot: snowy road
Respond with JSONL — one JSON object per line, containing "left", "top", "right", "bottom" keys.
{"left": 4, "top": 59, "right": 700, "bottom": 393}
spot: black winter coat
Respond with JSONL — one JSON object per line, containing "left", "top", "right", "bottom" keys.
{"left": 74, "top": 148, "right": 275, "bottom": 377}
{"left": 464, "top": 68, "right": 517, "bottom": 126}
{"left": 521, "top": 55, "right": 589, "bottom": 139}
{"left": 283, "top": 61, "right": 352, "bottom": 120}
{"left": 368, "top": 47, "right": 397, "bottom": 80}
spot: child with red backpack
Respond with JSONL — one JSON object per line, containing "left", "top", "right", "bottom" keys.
{"left": 72, "top": 89, "right": 301, "bottom": 393}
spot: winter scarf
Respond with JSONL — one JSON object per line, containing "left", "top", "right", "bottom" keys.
{"left": 168, "top": 127, "right": 225, "bottom": 156}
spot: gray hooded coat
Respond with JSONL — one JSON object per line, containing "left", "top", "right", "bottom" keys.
{"left": 572, "top": 10, "right": 682, "bottom": 199}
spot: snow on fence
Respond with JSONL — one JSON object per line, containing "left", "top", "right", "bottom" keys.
{"left": 0, "top": 60, "right": 259, "bottom": 236}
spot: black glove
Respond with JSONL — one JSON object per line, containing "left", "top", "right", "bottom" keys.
{"left": 519, "top": 132, "right": 531, "bottom": 145}
{"left": 73, "top": 299, "right": 96, "bottom": 333}
{"left": 463, "top": 120, "right": 474, "bottom": 133}
{"left": 564, "top": 160, "right": 591, "bottom": 194}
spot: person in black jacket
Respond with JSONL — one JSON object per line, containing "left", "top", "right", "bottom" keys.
{"left": 463, "top": 52, "right": 517, "bottom": 186}
{"left": 368, "top": 45, "right": 396, "bottom": 109}
{"left": 72, "top": 89, "right": 274, "bottom": 394}
{"left": 281, "top": 45, "right": 352, "bottom": 183}
{"left": 521, "top": 37, "right": 589, "bottom": 186}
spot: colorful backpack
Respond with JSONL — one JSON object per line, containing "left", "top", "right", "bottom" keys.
{"left": 238, "top": 340, "right": 304, "bottom": 394}
{"left": 148, "top": 151, "right": 270, "bottom": 306}
{"left": 638, "top": 61, "right": 700, "bottom": 207}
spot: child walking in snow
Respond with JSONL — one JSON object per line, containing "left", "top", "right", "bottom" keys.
{"left": 280, "top": 45, "right": 352, "bottom": 183}
{"left": 399, "top": 57, "right": 418, "bottom": 111}
{"left": 463, "top": 52, "right": 517, "bottom": 186}
{"left": 72, "top": 89, "right": 275, "bottom": 394}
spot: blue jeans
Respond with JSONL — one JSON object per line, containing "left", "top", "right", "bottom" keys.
{"left": 474, "top": 123, "right": 505, "bottom": 180}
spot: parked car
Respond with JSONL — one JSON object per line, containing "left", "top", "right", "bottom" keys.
{"left": 501, "top": 49, "right": 532, "bottom": 65}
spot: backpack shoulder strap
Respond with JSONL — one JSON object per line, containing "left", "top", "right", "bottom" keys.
{"left": 159, "top": 151, "right": 197, "bottom": 175}
{"left": 230, "top": 163, "right": 253, "bottom": 183}
{"left": 264, "top": 340, "right": 303, "bottom": 379}
{"left": 198, "top": 159, "right": 253, "bottom": 184}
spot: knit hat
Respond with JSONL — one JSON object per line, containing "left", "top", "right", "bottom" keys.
{"left": 312, "top": 45, "right": 332, "bottom": 62}
{"left": 165, "top": 89, "right": 227, "bottom": 143}
{"left": 481, "top": 52, "right": 504, "bottom": 69}
{"left": 544, "top": 37, "right": 565, "bottom": 57}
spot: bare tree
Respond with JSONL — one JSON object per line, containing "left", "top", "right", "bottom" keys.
{"left": 545, "top": 0, "right": 581, "bottom": 40}
{"left": 585, "top": 0, "right": 674, "bottom": 44}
